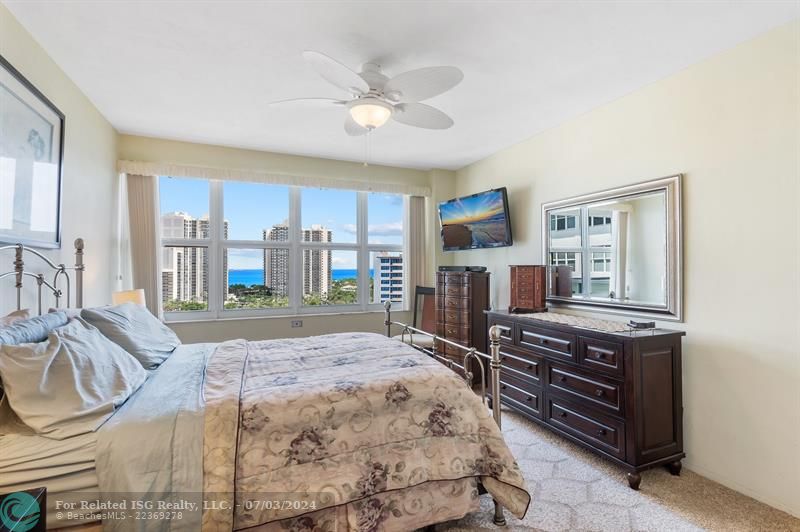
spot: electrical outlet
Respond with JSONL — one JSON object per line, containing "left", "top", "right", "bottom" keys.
{"left": 291, "top": 320, "right": 303, "bottom": 328}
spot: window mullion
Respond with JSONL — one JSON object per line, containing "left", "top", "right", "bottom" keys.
{"left": 357, "top": 192, "right": 369, "bottom": 310}
{"left": 289, "top": 187, "right": 302, "bottom": 312}
{"left": 580, "top": 206, "right": 591, "bottom": 296}
{"left": 209, "top": 180, "right": 223, "bottom": 318}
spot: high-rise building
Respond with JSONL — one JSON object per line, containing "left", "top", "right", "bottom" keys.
{"left": 161, "top": 211, "right": 228, "bottom": 305}
{"left": 263, "top": 223, "right": 289, "bottom": 297}
{"left": 262, "top": 223, "right": 332, "bottom": 298}
{"left": 302, "top": 225, "right": 332, "bottom": 297}
{"left": 373, "top": 253, "right": 403, "bottom": 303}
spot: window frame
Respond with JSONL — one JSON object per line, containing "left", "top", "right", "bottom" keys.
{"left": 547, "top": 206, "right": 615, "bottom": 299}
{"left": 162, "top": 180, "right": 406, "bottom": 322}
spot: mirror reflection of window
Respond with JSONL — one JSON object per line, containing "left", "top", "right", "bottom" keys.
{"left": 546, "top": 189, "right": 669, "bottom": 307}
{"left": 549, "top": 209, "right": 581, "bottom": 248}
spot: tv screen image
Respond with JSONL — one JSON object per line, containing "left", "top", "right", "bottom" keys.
{"left": 438, "top": 187, "right": 513, "bottom": 250}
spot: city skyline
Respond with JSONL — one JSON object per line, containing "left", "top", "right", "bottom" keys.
{"left": 159, "top": 177, "right": 403, "bottom": 271}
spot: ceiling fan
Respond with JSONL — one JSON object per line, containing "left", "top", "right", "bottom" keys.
{"left": 272, "top": 51, "right": 463, "bottom": 136}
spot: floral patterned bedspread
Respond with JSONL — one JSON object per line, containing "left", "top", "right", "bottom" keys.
{"left": 202, "top": 332, "right": 530, "bottom": 531}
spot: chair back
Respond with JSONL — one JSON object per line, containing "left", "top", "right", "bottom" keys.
{"left": 412, "top": 286, "right": 436, "bottom": 334}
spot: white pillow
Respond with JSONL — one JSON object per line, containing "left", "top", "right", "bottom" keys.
{"left": 0, "top": 309, "right": 31, "bottom": 327}
{"left": 81, "top": 303, "right": 180, "bottom": 369}
{"left": 0, "top": 317, "right": 147, "bottom": 439}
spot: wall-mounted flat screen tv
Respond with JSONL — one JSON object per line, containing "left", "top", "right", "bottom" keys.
{"left": 438, "top": 187, "right": 513, "bottom": 251}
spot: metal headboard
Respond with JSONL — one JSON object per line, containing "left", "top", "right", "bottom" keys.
{"left": 0, "top": 238, "right": 85, "bottom": 315}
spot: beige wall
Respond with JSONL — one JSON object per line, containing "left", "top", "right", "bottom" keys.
{"left": 0, "top": 4, "right": 119, "bottom": 312}
{"left": 118, "top": 134, "right": 451, "bottom": 341}
{"left": 452, "top": 21, "right": 800, "bottom": 516}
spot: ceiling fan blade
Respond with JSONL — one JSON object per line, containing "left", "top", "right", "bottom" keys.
{"left": 344, "top": 115, "right": 369, "bottom": 136}
{"left": 384, "top": 66, "right": 463, "bottom": 103}
{"left": 302, "top": 51, "right": 370, "bottom": 96}
{"left": 392, "top": 103, "right": 454, "bottom": 129}
{"left": 268, "top": 97, "right": 347, "bottom": 106}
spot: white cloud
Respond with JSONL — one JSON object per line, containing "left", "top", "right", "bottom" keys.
{"left": 341, "top": 222, "right": 403, "bottom": 236}
{"left": 226, "top": 249, "right": 264, "bottom": 269}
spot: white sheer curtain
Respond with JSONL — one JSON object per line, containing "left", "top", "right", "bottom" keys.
{"left": 115, "top": 173, "right": 133, "bottom": 294}
{"left": 126, "top": 174, "right": 163, "bottom": 318}
{"left": 611, "top": 210, "right": 629, "bottom": 299}
{"left": 403, "top": 196, "right": 427, "bottom": 309}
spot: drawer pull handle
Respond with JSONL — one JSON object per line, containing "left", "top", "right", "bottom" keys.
{"left": 541, "top": 339, "right": 550, "bottom": 345}
{"left": 527, "top": 364, "right": 534, "bottom": 371}
{"left": 597, "top": 428, "right": 607, "bottom": 436}
{"left": 595, "top": 389, "right": 604, "bottom": 397}
{"left": 594, "top": 352, "right": 606, "bottom": 359}
{"left": 525, "top": 396, "right": 533, "bottom": 402}
{"left": 559, "top": 411, "right": 568, "bottom": 418}
{"left": 501, "top": 384, "right": 507, "bottom": 391}
{"left": 558, "top": 375, "right": 567, "bottom": 382}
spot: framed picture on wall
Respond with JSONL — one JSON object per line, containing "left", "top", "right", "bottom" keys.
{"left": 0, "top": 54, "right": 65, "bottom": 249}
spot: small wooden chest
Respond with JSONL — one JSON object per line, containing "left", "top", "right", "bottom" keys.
{"left": 509, "top": 265, "right": 547, "bottom": 313}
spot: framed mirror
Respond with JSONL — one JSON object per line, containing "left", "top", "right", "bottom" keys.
{"left": 542, "top": 175, "right": 682, "bottom": 321}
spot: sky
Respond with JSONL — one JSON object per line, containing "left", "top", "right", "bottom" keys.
{"left": 159, "top": 176, "right": 403, "bottom": 269}
{"left": 439, "top": 188, "right": 505, "bottom": 225}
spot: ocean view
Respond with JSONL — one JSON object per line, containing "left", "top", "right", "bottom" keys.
{"left": 228, "top": 268, "right": 373, "bottom": 286}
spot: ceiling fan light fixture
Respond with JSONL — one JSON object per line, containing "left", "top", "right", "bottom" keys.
{"left": 349, "top": 99, "right": 393, "bottom": 130}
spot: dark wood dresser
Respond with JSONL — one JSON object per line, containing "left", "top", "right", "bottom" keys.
{"left": 435, "top": 271, "right": 490, "bottom": 380}
{"left": 487, "top": 310, "right": 685, "bottom": 489}
{"left": 509, "top": 265, "right": 546, "bottom": 313}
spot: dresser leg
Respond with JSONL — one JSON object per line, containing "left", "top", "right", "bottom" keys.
{"left": 626, "top": 472, "right": 642, "bottom": 490}
{"left": 666, "top": 460, "right": 682, "bottom": 476}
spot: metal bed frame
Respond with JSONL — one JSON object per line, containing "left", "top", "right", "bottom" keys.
{"left": 383, "top": 300, "right": 508, "bottom": 526}
{"left": 0, "top": 239, "right": 85, "bottom": 314}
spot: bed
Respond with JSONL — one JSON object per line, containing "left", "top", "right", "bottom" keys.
{"left": 0, "top": 240, "right": 530, "bottom": 531}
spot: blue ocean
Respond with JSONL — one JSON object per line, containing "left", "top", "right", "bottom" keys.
{"left": 228, "top": 269, "right": 372, "bottom": 286}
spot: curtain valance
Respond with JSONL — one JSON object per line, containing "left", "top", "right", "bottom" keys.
{"left": 117, "top": 160, "right": 431, "bottom": 197}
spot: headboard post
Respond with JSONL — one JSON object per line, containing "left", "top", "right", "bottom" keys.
{"left": 74, "top": 238, "right": 85, "bottom": 308}
{"left": 14, "top": 244, "right": 23, "bottom": 311}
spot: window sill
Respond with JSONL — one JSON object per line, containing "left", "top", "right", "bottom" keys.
{"left": 164, "top": 307, "right": 409, "bottom": 325}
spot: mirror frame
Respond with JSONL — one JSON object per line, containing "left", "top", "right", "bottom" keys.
{"left": 541, "top": 174, "right": 683, "bottom": 321}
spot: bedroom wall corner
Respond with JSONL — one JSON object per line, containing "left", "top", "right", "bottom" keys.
{"left": 451, "top": 20, "right": 800, "bottom": 517}
{"left": 0, "top": 3, "right": 119, "bottom": 312}
{"left": 427, "top": 168, "right": 457, "bottom": 281}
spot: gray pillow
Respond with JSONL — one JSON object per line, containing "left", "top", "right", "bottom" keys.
{"left": 0, "top": 318, "right": 147, "bottom": 439}
{"left": 81, "top": 303, "right": 180, "bottom": 369}
{"left": 0, "top": 311, "right": 69, "bottom": 345}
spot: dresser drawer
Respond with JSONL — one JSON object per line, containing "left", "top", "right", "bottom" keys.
{"left": 440, "top": 322, "right": 471, "bottom": 340}
{"left": 438, "top": 308, "right": 470, "bottom": 324}
{"left": 548, "top": 363, "right": 623, "bottom": 415}
{"left": 499, "top": 344, "right": 542, "bottom": 384}
{"left": 547, "top": 398, "right": 625, "bottom": 459}
{"left": 436, "top": 272, "right": 469, "bottom": 285}
{"left": 579, "top": 337, "right": 624, "bottom": 376}
{"left": 443, "top": 341, "right": 469, "bottom": 358}
{"left": 440, "top": 296, "right": 469, "bottom": 310}
{"left": 516, "top": 323, "right": 577, "bottom": 362}
{"left": 500, "top": 380, "right": 542, "bottom": 418}
{"left": 438, "top": 282, "right": 471, "bottom": 298}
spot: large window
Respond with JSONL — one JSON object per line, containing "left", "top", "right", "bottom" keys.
{"left": 159, "top": 177, "right": 406, "bottom": 319}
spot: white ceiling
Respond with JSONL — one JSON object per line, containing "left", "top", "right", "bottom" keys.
{"left": 4, "top": 1, "right": 797, "bottom": 170}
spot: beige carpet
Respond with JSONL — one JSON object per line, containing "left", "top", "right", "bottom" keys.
{"left": 436, "top": 408, "right": 800, "bottom": 532}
